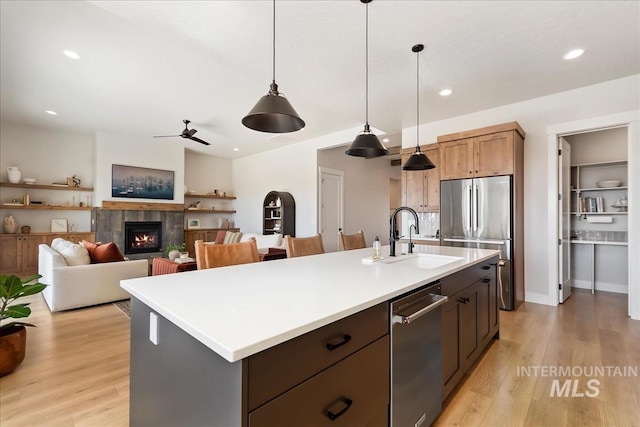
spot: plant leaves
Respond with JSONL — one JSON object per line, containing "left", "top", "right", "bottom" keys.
{"left": 4, "top": 304, "right": 31, "bottom": 318}
{"left": 4, "top": 275, "right": 24, "bottom": 299}
{"left": 18, "top": 284, "right": 47, "bottom": 297}
{"left": 22, "top": 274, "right": 43, "bottom": 285}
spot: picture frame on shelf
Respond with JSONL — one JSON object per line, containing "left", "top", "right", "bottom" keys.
{"left": 51, "top": 218, "right": 68, "bottom": 233}
{"left": 187, "top": 219, "right": 201, "bottom": 230}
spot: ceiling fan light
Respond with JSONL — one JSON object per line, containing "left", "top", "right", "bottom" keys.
{"left": 403, "top": 149, "right": 435, "bottom": 170}
{"left": 345, "top": 125, "right": 388, "bottom": 158}
{"left": 242, "top": 82, "right": 305, "bottom": 133}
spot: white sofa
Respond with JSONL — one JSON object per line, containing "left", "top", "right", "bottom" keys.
{"left": 38, "top": 243, "right": 148, "bottom": 312}
{"left": 239, "top": 233, "right": 285, "bottom": 254}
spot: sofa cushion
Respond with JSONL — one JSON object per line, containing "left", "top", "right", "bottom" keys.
{"left": 57, "top": 242, "right": 91, "bottom": 266}
{"left": 82, "top": 241, "right": 125, "bottom": 263}
{"left": 214, "top": 230, "right": 227, "bottom": 244}
{"left": 241, "top": 233, "right": 282, "bottom": 249}
{"left": 223, "top": 231, "right": 243, "bottom": 244}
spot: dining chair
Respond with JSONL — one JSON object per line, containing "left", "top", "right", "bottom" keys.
{"left": 338, "top": 230, "right": 367, "bottom": 251}
{"left": 284, "top": 234, "right": 325, "bottom": 258}
{"left": 195, "top": 238, "right": 260, "bottom": 269}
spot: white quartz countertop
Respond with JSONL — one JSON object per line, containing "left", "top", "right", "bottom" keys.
{"left": 121, "top": 244, "right": 499, "bottom": 362}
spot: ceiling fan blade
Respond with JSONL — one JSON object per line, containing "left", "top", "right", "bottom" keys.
{"left": 153, "top": 135, "right": 180, "bottom": 138}
{"left": 186, "top": 128, "right": 197, "bottom": 137}
{"left": 189, "top": 136, "right": 210, "bottom": 146}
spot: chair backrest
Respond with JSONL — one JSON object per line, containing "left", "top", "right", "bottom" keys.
{"left": 199, "top": 238, "right": 260, "bottom": 269}
{"left": 194, "top": 239, "right": 216, "bottom": 269}
{"left": 338, "top": 230, "right": 366, "bottom": 251}
{"left": 284, "top": 234, "right": 325, "bottom": 258}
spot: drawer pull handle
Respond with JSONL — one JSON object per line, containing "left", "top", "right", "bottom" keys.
{"left": 326, "top": 334, "right": 352, "bottom": 351}
{"left": 325, "top": 397, "right": 353, "bottom": 421}
{"left": 481, "top": 265, "right": 491, "bottom": 270}
{"left": 482, "top": 278, "right": 491, "bottom": 283}
{"left": 457, "top": 297, "right": 470, "bottom": 304}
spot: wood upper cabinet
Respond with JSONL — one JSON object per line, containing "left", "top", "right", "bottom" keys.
{"left": 401, "top": 146, "right": 440, "bottom": 212}
{"left": 438, "top": 122, "right": 524, "bottom": 180}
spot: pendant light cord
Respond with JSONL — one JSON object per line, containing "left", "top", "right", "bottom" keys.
{"left": 416, "top": 48, "right": 420, "bottom": 150}
{"left": 365, "top": 1, "right": 369, "bottom": 126}
{"left": 272, "top": 0, "right": 276, "bottom": 83}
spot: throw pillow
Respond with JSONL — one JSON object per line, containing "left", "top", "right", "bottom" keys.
{"left": 57, "top": 242, "right": 91, "bottom": 266}
{"left": 223, "top": 231, "right": 243, "bottom": 244}
{"left": 85, "top": 241, "right": 125, "bottom": 263}
{"left": 81, "top": 240, "right": 101, "bottom": 261}
{"left": 51, "top": 237, "right": 73, "bottom": 253}
{"left": 214, "top": 230, "right": 227, "bottom": 244}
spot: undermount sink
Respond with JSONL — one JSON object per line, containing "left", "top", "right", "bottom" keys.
{"left": 384, "top": 253, "right": 463, "bottom": 269}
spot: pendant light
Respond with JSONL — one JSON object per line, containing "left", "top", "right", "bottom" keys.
{"left": 242, "top": 0, "right": 305, "bottom": 133}
{"left": 403, "top": 44, "right": 435, "bottom": 171}
{"left": 345, "top": 0, "right": 388, "bottom": 158}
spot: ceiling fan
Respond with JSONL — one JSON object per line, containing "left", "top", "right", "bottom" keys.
{"left": 154, "top": 119, "right": 210, "bottom": 146}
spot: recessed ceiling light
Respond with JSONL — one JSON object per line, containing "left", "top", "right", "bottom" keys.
{"left": 563, "top": 49, "right": 584, "bottom": 60}
{"left": 63, "top": 50, "right": 80, "bottom": 59}
{"left": 439, "top": 89, "right": 453, "bottom": 97}
{"left": 233, "top": 148, "right": 239, "bottom": 151}
{"left": 45, "top": 110, "right": 57, "bottom": 115}
{"left": 382, "top": 138, "right": 390, "bottom": 143}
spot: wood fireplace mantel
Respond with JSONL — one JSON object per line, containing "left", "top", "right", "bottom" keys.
{"left": 101, "top": 201, "right": 183, "bottom": 211}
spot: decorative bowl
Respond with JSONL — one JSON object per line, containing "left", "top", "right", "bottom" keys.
{"left": 596, "top": 180, "right": 622, "bottom": 188}
{"left": 22, "top": 178, "right": 36, "bottom": 184}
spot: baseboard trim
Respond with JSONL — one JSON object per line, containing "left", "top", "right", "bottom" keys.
{"left": 525, "top": 291, "right": 555, "bottom": 306}
{"left": 572, "top": 279, "right": 628, "bottom": 295}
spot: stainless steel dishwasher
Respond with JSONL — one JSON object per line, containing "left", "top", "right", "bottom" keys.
{"left": 390, "top": 282, "right": 448, "bottom": 427}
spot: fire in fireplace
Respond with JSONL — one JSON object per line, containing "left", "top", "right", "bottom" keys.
{"left": 124, "top": 221, "right": 162, "bottom": 254}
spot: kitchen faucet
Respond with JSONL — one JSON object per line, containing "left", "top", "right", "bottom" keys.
{"left": 389, "top": 206, "right": 419, "bottom": 257}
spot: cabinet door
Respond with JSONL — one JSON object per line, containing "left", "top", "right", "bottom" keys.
{"left": 458, "top": 285, "right": 479, "bottom": 371}
{"left": 439, "top": 138, "right": 474, "bottom": 180}
{"left": 474, "top": 131, "right": 514, "bottom": 177}
{"left": 184, "top": 230, "right": 206, "bottom": 257}
{"left": 424, "top": 147, "right": 440, "bottom": 211}
{"left": 20, "top": 235, "right": 46, "bottom": 274}
{"left": 441, "top": 295, "right": 462, "bottom": 400}
{"left": 401, "top": 154, "right": 426, "bottom": 211}
{"left": 0, "top": 235, "right": 20, "bottom": 274}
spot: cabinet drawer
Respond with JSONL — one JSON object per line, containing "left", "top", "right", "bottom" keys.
{"left": 248, "top": 303, "right": 388, "bottom": 411}
{"left": 249, "top": 336, "right": 389, "bottom": 427}
{"left": 440, "top": 257, "right": 497, "bottom": 296}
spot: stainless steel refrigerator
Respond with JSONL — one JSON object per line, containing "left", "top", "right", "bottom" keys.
{"left": 440, "top": 175, "right": 514, "bottom": 310}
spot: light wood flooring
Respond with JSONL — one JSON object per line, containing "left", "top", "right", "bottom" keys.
{"left": 1, "top": 289, "right": 639, "bottom": 426}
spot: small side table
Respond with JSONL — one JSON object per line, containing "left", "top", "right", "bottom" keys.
{"left": 152, "top": 257, "right": 197, "bottom": 275}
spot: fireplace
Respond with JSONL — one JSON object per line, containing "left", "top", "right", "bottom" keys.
{"left": 124, "top": 221, "right": 162, "bottom": 254}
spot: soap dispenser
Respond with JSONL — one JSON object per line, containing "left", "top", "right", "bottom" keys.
{"left": 373, "top": 236, "right": 381, "bottom": 260}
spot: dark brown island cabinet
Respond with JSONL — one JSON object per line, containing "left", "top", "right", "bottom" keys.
{"left": 129, "top": 255, "right": 498, "bottom": 426}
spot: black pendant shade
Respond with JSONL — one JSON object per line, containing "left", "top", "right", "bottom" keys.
{"left": 346, "top": 0, "right": 387, "bottom": 158}
{"left": 242, "top": 0, "right": 304, "bottom": 134}
{"left": 403, "top": 43, "right": 435, "bottom": 171}
{"left": 242, "top": 82, "right": 305, "bottom": 133}
{"left": 345, "top": 124, "right": 388, "bottom": 158}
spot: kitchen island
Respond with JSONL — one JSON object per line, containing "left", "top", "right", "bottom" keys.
{"left": 122, "top": 244, "right": 499, "bottom": 426}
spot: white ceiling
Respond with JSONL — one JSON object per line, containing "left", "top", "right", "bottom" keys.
{"left": 1, "top": 1, "right": 638, "bottom": 159}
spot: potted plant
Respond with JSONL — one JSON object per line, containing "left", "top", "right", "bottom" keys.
{"left": 164, "top": 243, "right": 186, "bottom": 261}
{"left": 0, "top": 274, "right": 47, "bottom": 377}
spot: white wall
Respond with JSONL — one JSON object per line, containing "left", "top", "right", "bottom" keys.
{"left": 232, "top": 127, "right": 365, "bottom": 236}
{"left": 94, "top": 132, "right": 185, "bottom": 206}
{"left": 317, "top": 144, "right": 401, "bottom": 247}
{"left": 0, "top": 122, "right": 94, "bottom": 232}
{"left": 565, "top": 127, "right": 628, "bottom": 164}
{"left": 401, "top": 74, "right": 640, "bottom": 305}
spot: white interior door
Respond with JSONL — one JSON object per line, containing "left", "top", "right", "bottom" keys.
{"left": 319, "top": 168, "right": 344, "bottom": 252}
{"left": 559, "top": 137, "right": 572, "bottom": 302}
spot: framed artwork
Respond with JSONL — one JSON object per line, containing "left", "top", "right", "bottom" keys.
{"left": 111, "top": 164, "right": 174, "bottom": 200}
{"left": 187, "top": 219, "right": 201, "bottom": 230}
{"left": 51, "top": 218, "right": 68, "bottom": 233}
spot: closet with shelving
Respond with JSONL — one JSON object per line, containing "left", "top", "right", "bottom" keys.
{"left": 565, "top": 127, "right": 629, "bottom": 295}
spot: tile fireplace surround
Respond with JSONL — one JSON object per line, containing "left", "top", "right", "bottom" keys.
{"left": 92, "top": 208, "right": 184, "bottom": 261}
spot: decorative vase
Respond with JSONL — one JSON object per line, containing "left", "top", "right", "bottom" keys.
{"left": 4, "top": 216, "right": 17, "bottom": 234}
{"left": 0, "top": 326, "right": 26, "bottom": 377}
{"left": 7, "top": 167, "right": 21, "bottom": 184}
{"left": 168, "top": 250, "right": 180, "bottom": 261}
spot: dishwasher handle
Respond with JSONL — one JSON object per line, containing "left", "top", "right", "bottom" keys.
{"left": 392, "top": 294, "right": 448, "bottom": 325}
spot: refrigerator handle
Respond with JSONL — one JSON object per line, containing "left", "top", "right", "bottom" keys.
{"left": 467, "top": 184, "right": 473, "bottom": 233}
{"left": 474, "top": 184, "right": 479, "bottom": 232}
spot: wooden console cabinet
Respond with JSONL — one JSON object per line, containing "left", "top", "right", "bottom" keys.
{"left": 0, "top": 232, "right": 95, "bottom": 277}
